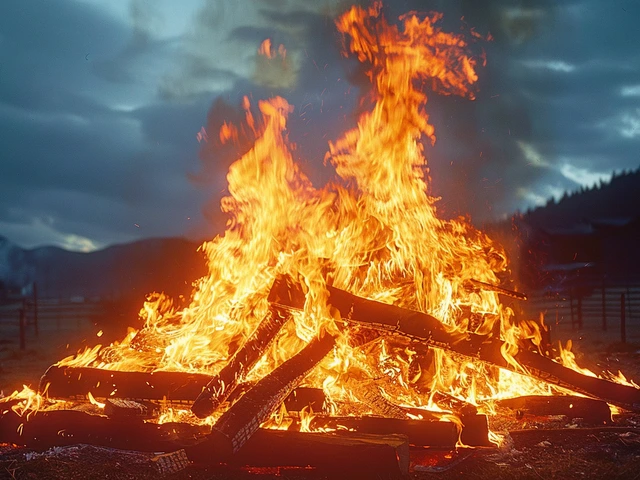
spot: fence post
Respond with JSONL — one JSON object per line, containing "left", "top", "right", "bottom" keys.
{"left": 569, "top": 290, "right": 575, "bottom": 330}
{"left": 33, "top": 282, "right": 39, "bottom": 337}
{"left": 19, "top": 307, "right": 26, "bottom": 350}
{"left": 621, "top": 293, "right": 626, "bottom": 344}
{"left": 577, "top": 295, "right": 583, "bottom": 330}
{"left": 601, "top": 278, "right": 607, "bottom": 331}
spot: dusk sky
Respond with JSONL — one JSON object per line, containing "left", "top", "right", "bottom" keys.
{"left": 1, "top": 0, "right": 639, "bottom": 252}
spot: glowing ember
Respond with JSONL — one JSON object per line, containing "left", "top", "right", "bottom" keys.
{"left": 24, "top": 2, "right": 632, "bottom": 430}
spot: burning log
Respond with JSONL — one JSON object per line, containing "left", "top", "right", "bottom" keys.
{"left": 104, "top": 398, "right": 149, "bottom": 418}
{"left": 0, "top": 408, "right": 209, "bottom": 452}
{"left": 191, "top": 307, "right": 291, "bottom": 418}
{"left": 39, "top": 364, "right": 319, "bottom": 413}
{"left": 493, "top": 395, "right": 612, "bottom": 424}
{"left": 197, "top": 332, "right": 336, "bottom": 461}
{"left": 307, "top": 414, "right": 492, "bottom": 447}
{"left": 282, "top": 387, "right": 325, "bottom": 412}
{"left": 0, "top": 408, "right": 408, "bottom": 475}
{"left": 269, "top": 276, "right": 640, "bottom": 411}
{"left": 197, "top": 430, "right": 410, "bottom": 475}
{"left": 39, "top": 365, "right": 212, "bottom": 402}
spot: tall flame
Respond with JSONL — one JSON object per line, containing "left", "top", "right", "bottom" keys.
{"left": 55, "top": 3, "right": 606, "bottom": 420}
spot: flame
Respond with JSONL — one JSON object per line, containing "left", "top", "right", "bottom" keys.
{"left": 52, "top": 3, "right": 635, "bottom": 427}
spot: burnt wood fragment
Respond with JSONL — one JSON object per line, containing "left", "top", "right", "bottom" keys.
{"left": 104, "top": 398, "right": 148, "bottom": 418}
{"left": 191, "top": 307, "right": 291, "bottom": 418}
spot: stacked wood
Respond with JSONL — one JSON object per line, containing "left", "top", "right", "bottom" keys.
{"left": 269, "top": 275, "right": 640, "bottom": 411}
{"left": 196, "top": 332, "right": 336, "bottom": 461}
{"left": 191, "top": 307, "right": 291, "bottom": 418}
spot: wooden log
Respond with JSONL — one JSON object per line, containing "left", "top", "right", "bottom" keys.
{"left": 198, "top": 430, "right": 410, "bottom": 475}
{"left": 191, "top": 307, "right": 291, "bottom": 418}
{"left": 198, "top": 332, "right": 336, "bottom": 461}
{"left": 0, "top": 408, "right": 209, "bottom": 452}
{"left": 39, "top": 365, "right": 212, "bottom": 402}
{"left": 307, "top": 414, "right": 492, "bottom": 447}
{"left": 0, "top": 408, "right": 407, "bottom": 474}
{"left": 493, "top": 395, "right": 611, "bottom": 424}
{"left": 39, "top": 365, "right": 319, "bottom": 412}
{"left": 269, "top": 276, "right": 640, "bottom": 411}
{"left": 104, "top": 398, "right": 149, "bottom": 418}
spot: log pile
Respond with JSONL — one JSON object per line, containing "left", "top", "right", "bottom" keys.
{"left": 2, "top": 275, "right": 640, "bottom": 475}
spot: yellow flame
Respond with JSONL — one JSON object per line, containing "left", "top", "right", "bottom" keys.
{"left": 51, "top": 2, "right": 636, "bottom": 427}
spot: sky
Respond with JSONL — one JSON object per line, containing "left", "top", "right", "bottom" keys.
{"left": 1, "top": 0, "right": 639, "bottom": 252}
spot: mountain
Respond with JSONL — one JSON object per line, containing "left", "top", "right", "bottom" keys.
{"left": 0, "top": 237, "right": 208, "bottom": 301}
{"left": 519, "top": 167, "right": 640, "bottom": 229}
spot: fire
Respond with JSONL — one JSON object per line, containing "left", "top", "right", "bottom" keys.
{"left": 45, "top": 2, "right": 626, "bottom": 427}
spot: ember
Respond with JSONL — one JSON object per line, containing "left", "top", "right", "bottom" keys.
{"left": 2, "top": 2, "right": 640, "bottom": 477}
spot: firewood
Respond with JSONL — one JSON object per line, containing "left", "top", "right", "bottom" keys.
{"left": 39, "top": 364, "right": 319, "bottom": 410}
{"left": 196, "top": 332, "right": 336, "bottom": 461}
{"left": 40, "top": 365, "right": 211, "bottom": 402}
{"left": 307, "top": 414, "right": 492, "bottom": 447}
{"left": 269, "top": 276, "right": 640, "bottom": 411}
{"left": 492, "top": 395, "right": 612, "bottom": 424}
{"left": 1, "top": 408, "right": 408, "bottom": 474}
{"left": 190, "top": 429, "right": 410, "bottom": 475}
{"left": 0, "top": 408, "right": 209, "bottom": 452}
{"left": 191, "top": 307, "right": 291, "bottom": 418}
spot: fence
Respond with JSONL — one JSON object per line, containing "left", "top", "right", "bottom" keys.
{"left": 522, "top": 280, "right": 640, "bottom": 346}
{"left": 0, "top": 288, "right": 104, "bottom": 351}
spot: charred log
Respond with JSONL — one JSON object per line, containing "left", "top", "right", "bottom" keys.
{"left": 0, "top": 408, "right": 209, "bottom": 452}
{"left": 191, "top": 430, "right": 409, "bottom": 475}
{"left": 191, "top": 307, "right": 291, "bottom": 418}
{"left": 39, "top": 365, "right": 211, "bottom": 403}
{"left": 493, "top": 395, "right": 612, "bottom": 424}
{"left": 39, "top": 364, "right": 321, "bottom": 413}
{"left": 200, "top": 332, "right": 336, "bottom": 460}
{"left": 0, "top": 408, "right": 407, "bottom": 475}
{"left": 307, "top": 414, "right": 492, "bottom": 447}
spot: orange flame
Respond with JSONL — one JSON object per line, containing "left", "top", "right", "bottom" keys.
{"left": 51, "top": 3, "right": 631, "bottom": 426}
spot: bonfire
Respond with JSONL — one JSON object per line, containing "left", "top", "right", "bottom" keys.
{"left": 2, "top": 3, "right": 639, "bottom": 476}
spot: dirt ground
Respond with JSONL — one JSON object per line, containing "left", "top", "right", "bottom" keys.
{"left": 1, "top": 310, "right": 640, "bottom": 479}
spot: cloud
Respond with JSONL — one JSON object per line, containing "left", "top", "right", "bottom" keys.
{"left": 0, "top": 217, "right": 101, "bottom": 252}
{"left": 520, "top": 59, "right": 577, "bottom": 73}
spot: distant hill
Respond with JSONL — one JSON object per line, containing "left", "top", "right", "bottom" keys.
{"left": 0, "top": 236, "right": 207, "bottom": 301}
{"left": 486, "top": 166, "right": 640, "bottom": 289}
{"left": 520, "top": 167, "right": 640, "bottom": 229}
